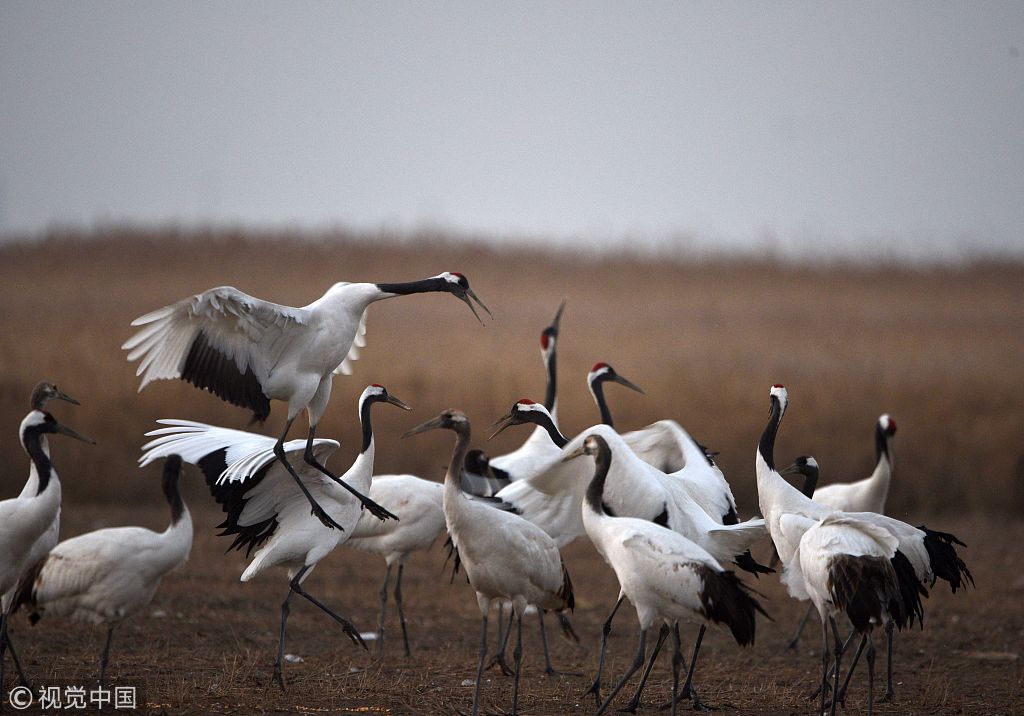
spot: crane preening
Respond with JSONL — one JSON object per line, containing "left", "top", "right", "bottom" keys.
{"left": 123, "top": 273, "right": 489, "bottom": 531}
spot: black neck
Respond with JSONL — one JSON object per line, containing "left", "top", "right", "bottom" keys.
{"left": 532, "top": 411, "right": 569, "bottom": 448}
{"left": 591, "top": 379, "right": 614, "bottom": 428}
{"left": 543, "top": 348, "right": 557, "bottom": 413}
{"left": 360, "top": 398, "right": 377, "bottom": 453}
{"left": 162, "top": 456, "right": 185, "bottom": 525}
{"left": 584, "top": 442, "right": 613, "bottom": 515}
{"left": 23, "top": 427, "right": 54, "bottom": 495}
{"left": 874, "top": 423, "right": 889, "bottom": 463}
{"left": 799, "top": 470, "right": 819, "bottom": 498}
{"left": 376, "top": 277, "right": 447, "bottom": 296}
{"left": 758, "top": 397, "right": 783, "bottom": 471}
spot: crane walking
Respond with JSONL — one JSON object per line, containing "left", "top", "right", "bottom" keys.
{"left": 124, "top": 273, "right": 489, "bottom": 531}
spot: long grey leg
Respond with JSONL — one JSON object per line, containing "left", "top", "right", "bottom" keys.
{"left": 786, "top": 604, "right": 814, "bottom": 650}
{"left": 620, "top": 623, "right": 669, "bottom": 713}
{"left": 586, "top": 595, "right": 624, "bottom": 706}
{"left": 273, "top": 418, "right": 345, "bottom": 531}
{"left": 376, "top": 563, "right": 393, "bottom": 658}
{"left": 394, "top": 563, "right": 411, "bottom": 657}
{"left": 289, "top": 570, "right": 366, "bottom": 650}
{"left": 835, "top": 633, "right": 867, "bottom": 706}
{"left": 304, "top": 426, "right": 397, "bottom": 521}
{"left": 538, "top": 610, "right": 555, "bottom": 675}
{"left": 487, "top": 604, "right": 515, "bottom": 676}
{"left": 670, "top": 624, "right": 683, "bottom": 716}
{"left": 829, "top": 618, "right": 844, "bottom": 716}
{"left": 272, "top": 567, "right": 303, "bottom": 691}
{"left": 881, "top": 620, "right": 895, "bottom": 702}
{"left": 1, "top": 612, "right": 29, "bottom": 689}
{"left": 819, "top": 618, "right": 830, "bottom": 716}
{"left": 511, "top": 611, "right": 524, "bottom": 715}
{"left": 866, "top": 634, "right": 877, "bottom": 716}
{"left": 472, "top": 613, "right": 489, "bottom": 716}
{"left": 96, "top": 626, "right": 115, "bottom": 688}
{"left": 680, "top": 625, "right": 711, "bottom": 711}
{"left": 594, "top": 627, "right": 647, "bottom": 716}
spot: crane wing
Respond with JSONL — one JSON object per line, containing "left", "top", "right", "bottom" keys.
{"left": 123, "top": 286, "right": 311, "bottom": 421}
{"left": 140, "top": 419, "right": 341, "bottom": 556}
{"left": 333, "top": 308, "right": 368, "bottom": 376}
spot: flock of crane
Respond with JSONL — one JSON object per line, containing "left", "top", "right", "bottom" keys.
{"left": 0, "top": 272, "right": 972, "bottom": 715}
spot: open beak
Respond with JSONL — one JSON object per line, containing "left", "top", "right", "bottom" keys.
{"left": 55, "top": 388, "right": 81, "bottom": 406}
{"left": 488, "top": 412, "right": 518, "bottom": 440}
{"left": 402, "top": 415, "right": 445, "bottom": 438}
{"left": 562, "top": 445, "right": 588, "bottom": 463}
{"left": 456, "top": 287, "right": 493, "bottom": 326}
{"left": 613, "top": 373, "right": 646, "bottom": 395}
{"left": 55, "top": 421, "right": 96, "bottom": 445}
{"left": 386, "top": 394, "right": 412, "bottom": 411}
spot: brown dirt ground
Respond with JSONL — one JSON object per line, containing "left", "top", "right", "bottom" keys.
{"left": 3, "top": 504, "right": 1019, "bottom": 715}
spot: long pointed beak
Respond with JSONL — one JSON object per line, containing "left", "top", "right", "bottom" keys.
{"left": 779, "top": 463, "right": 799, "bottom": 476}
{"left": 55, "top": 421, "right": 96, "bottom": 445}
{"left": 562, "top": 445, "right": 588, "bottom": 462}
{"left": 488, "top": 413, "right": 518, "bottom": 440}
{"left": 550, "top": 299, "right": 566, "bottom": 332}
{"left": 402, "top": 415, "right": 445, "bottom": 438}
{"left": 457, "top": 287, "right": 492, "bottom": 326}
{"left": 613, "top": 374, "right": 646, "bottom": 395}
{"left": 386, "top": 394, "right": 412, "bottom": 411}
{"left": 55, "top": 389, "right": 81, "bottom": 406}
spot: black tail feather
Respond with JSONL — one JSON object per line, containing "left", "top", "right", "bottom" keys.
{"left": 734, "top": 549, "right": 776, "bottom": 577}
{"left": 697, "top": 566, "right": 769, "bottom": 647}
{"left": 919, "top": 525, "right": 974, "bottom": 592}
{"left": 890, "top": 550, "right": 928, "bottom": 630}
{"left": 828, "top": 554, "right": 901, "bottom": 633}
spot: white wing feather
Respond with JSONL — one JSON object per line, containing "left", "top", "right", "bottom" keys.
{"left": 123, "top": 286, "right": 310, "bottom": 390}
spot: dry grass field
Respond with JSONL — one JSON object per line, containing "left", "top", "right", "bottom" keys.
{"left": 1, "top": 229, "right": 1022, "bottom": 714}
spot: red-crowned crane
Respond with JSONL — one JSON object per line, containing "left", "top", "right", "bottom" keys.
{"left": 2, "top": 383, "right": 81, "bottom": 615}
{"left": 784, "top": 416, "right": 897, "bottom": 648}
{"left": 123, "top": 273, "right": 489, "bottom": 531}
{"left": 343, "top": 473, "right": 445, "bottom": 658}
{"left": 755, "top": 385, "right": 971, "bottom": 710}
{"left": 0, "top": 407, "right": 93, "bottom": 689}
{"left": 566, "top": 434, "right": 765, "bottom": 714}
{"left": 404, "top": 410, "right": 574, "bottom": 716}
{"left": 13, "top": 456, "right": 192, "bottom": 686}
{"left": 139, "top": 384, "right": 410, "bottom": 689}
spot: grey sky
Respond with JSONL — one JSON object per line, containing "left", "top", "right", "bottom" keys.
{"left": 1, "top": 2, "right": 1022, "bottom": 259}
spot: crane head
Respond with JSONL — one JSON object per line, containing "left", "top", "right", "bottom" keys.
{"left": 488, "top": 399, "right": 552, "bottom": 439}
{"left": 587, "top": 362, "right": 645, "bottom": 395}
{"left": 30, "top": 382, "right": 80, "bottom": 411}
{"left": 441, "top": 272, "right": 492, "bottom": 326}
{"left": 879, "top": 414, "right": 897, "bottom": 436}
{"left": 540, "top": 299, "right": 566, "bottom": 355}
{"left": 20, "top": 410, "right": 96, "bottom": 446}
{"left": 562, "top": 434, "right": 609, "bottom": 462}
{"left": 361, "top": 384, "right": 412, "bottom": 412}
{"left": 769, "top": 384, "right": 788, "bottom": 415}
{"left": 403, "top": 409, "right": 470, "bottom": 438}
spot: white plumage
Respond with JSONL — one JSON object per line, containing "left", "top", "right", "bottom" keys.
{"left": 812, "top": 414, "right": 897, "bottom": 513}
{"left": 344, "top": 473, "right": 445, "bottom": 657}
{"left": 15, "top": 456, "right": 192, "bottom": 684}
{"left": 755, "top": 384, "right": 971, "bottom": 710}
{"left": 404, "top": 410, "right": 574, "bottom": 716}
{"left": 1, "top": 407, "right": 93, "bottom": 687}
{"left": 124, "top": 273, "right": 488, "bottom": 529}
{"left": 568, "top": 434, "right": 764, "bottom": 715}
{"left": 139, "top": 384, "right": 410, "bottom": 688}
